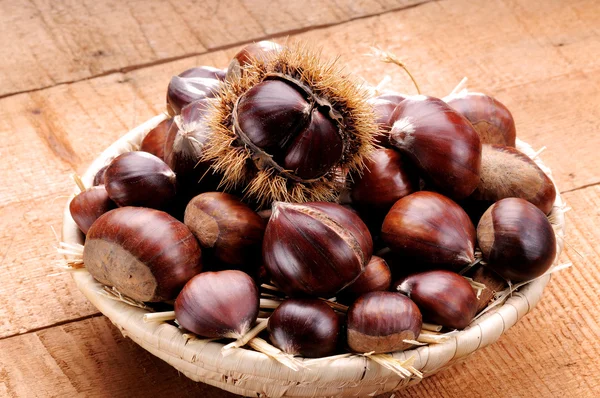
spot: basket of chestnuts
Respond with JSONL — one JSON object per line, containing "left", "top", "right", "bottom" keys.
{"left": 61, "top": 40, "right": 566, "bottom": 397}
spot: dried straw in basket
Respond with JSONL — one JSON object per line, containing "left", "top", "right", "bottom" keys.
{"left": 61, "top": 113, "right": 566, "bottom": 397}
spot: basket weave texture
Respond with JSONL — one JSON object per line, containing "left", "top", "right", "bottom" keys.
{"left": 61, "top": 114, "right": 566, "bottom": 397}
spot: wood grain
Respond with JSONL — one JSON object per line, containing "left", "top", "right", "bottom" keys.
{"left": 0, "top": 0, "right": 599, "bottom": 396}
{"left": 0, "top": 0, "right": 430, "bottom": 98}
{"left": 0, "top": 316, "right": 237, "bottom": 398}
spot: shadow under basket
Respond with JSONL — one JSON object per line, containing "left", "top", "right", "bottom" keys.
{"left": 61, "top": 113, "right": 567, "bottom": 397}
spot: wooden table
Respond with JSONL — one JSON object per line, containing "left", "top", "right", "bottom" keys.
{"left": 1, "top": 0, "right": 598, "bottom": 396}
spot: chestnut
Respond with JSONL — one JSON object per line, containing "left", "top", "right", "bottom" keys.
{"left": 140, "top": 118, "right": 173, "bottom": 160}
{"left": 178, "top": 65, "right": 226, "bottom": 81}
{"left": 376, "top": 93, "right": 406, "bottom": 104}
{"left": 267, "top": 299, "right": 340, "bottom": 358}
{"left": 226, "top": 40, "right": 284, "bottom": 80}
{"left": 163, "top": 99, "right": 221, "bottom": 195}
{"left": 282, "top": 108, "right": 344, "bottom": 180}
{"left": 444, "top": 92, "right": 516, "bottom": 147}
{"left": 83, "top": 207, "right": 203, "bottom": 302}
{"left": 477, "top": 198, "right": 556, "bottom": 281}
{"left": 367, "top": 98, "right": 397, "bottom": 146}
{"left": 234, "top": 78, "right": 344, "bottom": 180}
{"left": 104, "top": 151, "right": 176, "bottom": 209}
{"left": 69, "top": 185, "right": 116, "bottom": 234}
{"left": 471, "top": 145, "right": 556, "bottom": 215}
{"left": 395, "top": 270, "right": 478, "bottom": 329}
{"left": 339, "top": 256, "right": 392, "bottom": 300}
{"left": 184, "top": 192, "right": 266, "bottom": 268}
{"left": 381, "top": 191, "right": 476, "bottom": 270}
{"left": 175, "top": 270, "right": 259, "bottom": 338}
{"left": 92, "top": 165, "right": 109, "bottom": 186}
{"left": 166, "top": 67, "right": 221, "bottom": 115}
{"left": 263, "top": 201, "right": 373, "bottom": 297}
{"left": 350, "top": 148, "right": 418, "bottom": 214}
{"left": 389, "top": 95, "right": 482, "bottom": 199}
{"left": 347, "top": 291, "right": 422, "bottom": 353}
{"left": 468, "top": 265, "right": 508, "bottom": 313}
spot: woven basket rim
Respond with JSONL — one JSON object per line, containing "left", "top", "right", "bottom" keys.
{"left": 61, "top": 114, "right": 566, "bottom": 397}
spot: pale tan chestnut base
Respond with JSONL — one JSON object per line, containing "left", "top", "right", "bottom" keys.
{"left": 62, "top": 114, "right": 566, "bottom": 397}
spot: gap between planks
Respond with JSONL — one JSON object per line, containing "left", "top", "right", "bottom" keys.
{"left": 0, "top": 0, "right": 439, "bottom": 101}
{"left": 0, "top": 313, "right": 102, "bottom": 342}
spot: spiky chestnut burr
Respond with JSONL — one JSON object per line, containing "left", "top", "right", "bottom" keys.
{"left": 202, "top": 44, "right": 377, "bottom": 208}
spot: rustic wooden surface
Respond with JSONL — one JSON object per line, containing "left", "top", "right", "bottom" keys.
{"left": 0, "top": 0, "right": 598, "bottom": 396}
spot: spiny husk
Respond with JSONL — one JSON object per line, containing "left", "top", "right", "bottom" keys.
{"left": 203, "top": 43, "right": 376, "bottom": 208}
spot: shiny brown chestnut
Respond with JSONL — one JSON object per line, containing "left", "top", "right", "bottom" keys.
{"left": 184, "top": 192, "right": 266, "bottom": 267}
{"left": 381, "top": 191, "right": 476, "bottom": 270}
{"left": 69, "top": 185, "right": 116, "bottom": 234}
{"left": 234, "top": 78, "right": 343, "bottom": 180}
{"left": 444, "top": 92, "right": 516, "bottom": 147}
{"left": 163, "top": 99, "right": 220, "bottom": 195}
{"left": 471, "top": 145, "right": 556, "bottom": 215}
{"left": 395, "top": 270, "right": 478, "bottom": 329}
{"left": 367, "top": 94, "right": 406, "bottom": 147}
{"left": 347, "top": 291, "right": 422, "bottom": 353}
{"left": 226, "top": 40, "right": 284, "bottom": 80}
{"left": 83, "top": 207, "right": 202, "bottom": 302}
{"left": 263, "top": 201, "right": 373, "bottom": 297}
{"left": 468, "top": 265, "right": 507, "bottom": 313}
{"left": 166, "top": 66, "right": 222, "bottom": 115}
{"left": 268, "top": 299, "right": 340, "bottom": 358}
{"left": 376, "top": 93, "right": 406, "bottom": 104}
{"left": 175, "top": 270, "right": 259, "bottom": 338}
{"left": 350, "top": 148, "right": 418, "bottom": 214}
{"left": 339, "top": 256, "right": 392, "bottom": 299}
{"left": 477, "top": 198, "right": 556, "bottom": 282}
{"left": 104, "top": 151, "right": 177, "bottom": 209}
{"left": 140, "top": 118, "right": 173, "bottom": 160}
{"left": 179, "top": 65, "right": 226, "bottom": 81}
{"left": 93, "top": 165, "right": 109, "bottom": 186}
{"left": 389, "top": 95, "right": 482, "bottom": 199}
{"left": 367, "top": 98, "right": 397, "bottom": 147}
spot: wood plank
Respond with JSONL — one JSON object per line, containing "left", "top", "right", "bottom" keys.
{"left": 0, "top": 185, "right": 597, "bottom": 397}
{"left": 0, "top": 0, "right": 599, "bottom": 339}
{"left": 0, "top": 0, "right": 430, "bottom": 97}
{"left": 0, "top": 316, "right": 236, "bottom": 398}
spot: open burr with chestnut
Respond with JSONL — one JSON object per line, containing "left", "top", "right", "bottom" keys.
{"left": 69, "top": 39, "right": 562, "bottom": 369}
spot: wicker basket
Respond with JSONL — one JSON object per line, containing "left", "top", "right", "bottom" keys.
{"left": 61, "top": 113, "right": 566, "bottom": 397}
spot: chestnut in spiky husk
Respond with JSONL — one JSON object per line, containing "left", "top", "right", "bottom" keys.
{"left": 203, "top": 44, "right": 376, "bottom": 208}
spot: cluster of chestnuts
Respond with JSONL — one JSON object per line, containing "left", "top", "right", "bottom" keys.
{"left": 69, "top": 40, "right": 558, "bottom": 360}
